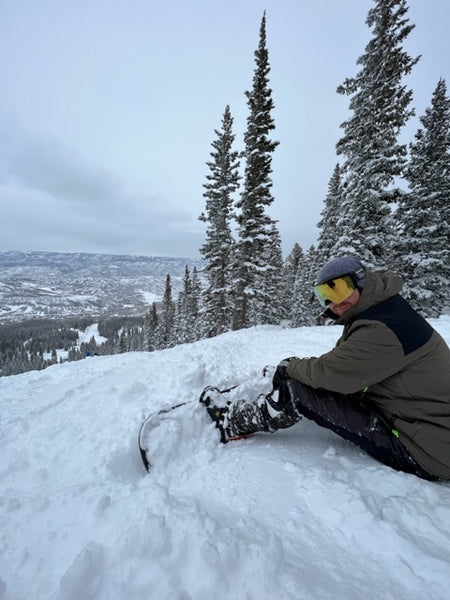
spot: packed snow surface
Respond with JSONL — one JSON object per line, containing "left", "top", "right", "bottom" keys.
{"left": 1, "top": 318, "right": 450, "bottom": 600}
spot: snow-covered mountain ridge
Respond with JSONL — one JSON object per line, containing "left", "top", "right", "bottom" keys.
{"left": 0, "top": 251, "right": 202, "bottom": 323}
{"left": 1, "top": 319, "right": 449, "bottom": 599}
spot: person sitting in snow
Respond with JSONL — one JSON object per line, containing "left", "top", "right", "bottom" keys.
{"left": 200, "top": 256, "right": 450, "bottom": 481}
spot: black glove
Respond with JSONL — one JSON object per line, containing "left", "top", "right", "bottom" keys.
{"left": 272, "top": 357, "right": 297, "bottom": 389}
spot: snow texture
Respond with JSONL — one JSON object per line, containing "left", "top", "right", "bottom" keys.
{"left": 1, "top": 318, "right": 450, "bottom": 600}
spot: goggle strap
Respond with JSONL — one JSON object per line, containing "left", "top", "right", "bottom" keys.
{"left": 354, "top": 267, "right": 365, "bottom": 283}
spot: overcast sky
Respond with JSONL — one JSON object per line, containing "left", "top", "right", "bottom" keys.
{"left": 0, "top": 0, "right": 448, "bottom": 259}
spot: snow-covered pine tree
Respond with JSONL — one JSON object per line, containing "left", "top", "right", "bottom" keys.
{"left": 174, "top": 266, "right": 203, "bottom": 343}
{"left": 283, "top": 243, "right": 304, "bottom": 316}
{"left": 157, "top": 274, "right": 176, "bottom": 349}
{"left": 144, "top": 303, "right": 158, "bottom": 351}
{"left": 334, "top": 0, "right": 419, "bottom": 267}
{"left": 118, "top": 331, "right": 127, "bottom": 354}
{"left": 199, "top": 105, "right": 240, "bottom": 337}
{"left": 316, "top": 164, "right": 343, "bottom": 266}
{"left": 127, "top": 327, "right": 143, "bottom": 352}
{"left": 291, "top": 245, "right": 318, "bottom": 327}
{"left": 395, "top": 78, "right": 450, "bottom": 317}
{"left": 174, "top": 266, "right": 193, "bottom": 345}
{"left": 256, "top": 222, "right": 285, "bottom": 324}
{"left": 190, "top": 267, "right": 203, "bottom": 341}
{"left": 233, "top": 12, "right": 282, "bottom": 329}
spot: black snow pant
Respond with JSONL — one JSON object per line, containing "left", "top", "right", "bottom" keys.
{"left": 227, "top": 378, "right": 437, "bottom": 480}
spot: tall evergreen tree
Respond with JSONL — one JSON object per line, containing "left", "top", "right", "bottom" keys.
{"left": 291, "top": 245, "right": 318, "bottom": 327}
{"left": 174, "top": 266, "right": 193, "bottom": 345}
{"left": 199, "top": 105, "right": 240, "bottom": 337}
{"left": 174, "top": 266, "right": 203, "bottom": 343}
{"left": 334, "top": 0, "right": 419, "bottom": 266}
{"left": 190, "top": 267, "right": 203, "bottom": 340}
{"left": 118, "top": 331, "right": 127, "bottom": 354}
{"left": 283, "top": 243, "right": 304, "bottom": 316}
{"left": 144, "top": 303, "right": 158, "bottom": 351}
{"left": 233, "top": 12, "right": 282, "bottom": 329}
{"left": 316, "top": 164, "right": 343, "bottom": 266}
{"left": 395, "top": 78, "right": 450, "bottom": 316}
{"left": 255, "top": 222, "right": 285, "bottom": 324}
{"left": 157, "top": 274, "right": 175, "bottom": 349}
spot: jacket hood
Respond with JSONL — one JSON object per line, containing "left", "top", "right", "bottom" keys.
{"left": 330, "top": 269, "right": 404, "bottom": 325}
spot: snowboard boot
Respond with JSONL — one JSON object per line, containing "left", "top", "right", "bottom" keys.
{"left": 206, "top": 404, "right": 233, "bottom": 443}
{"left": 199, "top": 387, "right": 232, "bottom": 443}
{"left": 200, "top": 386, "right": 254, "bottom": 443}
{"left": 203, "top": 383, "right": 304, "bottom": 440}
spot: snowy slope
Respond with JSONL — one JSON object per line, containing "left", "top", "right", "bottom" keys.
{"left": 1, "top": 319, "right": 450, "bottom": 600}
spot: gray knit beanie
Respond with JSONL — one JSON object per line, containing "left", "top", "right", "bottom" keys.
{"left": 315, "top": 256, "right": 366, "bottom": 289}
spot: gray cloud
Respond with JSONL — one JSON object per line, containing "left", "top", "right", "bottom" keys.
{"left": 3, "top": 133, "right": 120, "bottom": 205}
{"left": 0, "top": 126, "right": 203, "bottom": 257}
{"left": 0, "top": 182, "right": 203, "bottom": 257}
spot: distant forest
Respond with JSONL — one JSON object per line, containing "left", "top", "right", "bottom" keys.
{"left": 0, "top": 316, "right": 145, "bottom": 377}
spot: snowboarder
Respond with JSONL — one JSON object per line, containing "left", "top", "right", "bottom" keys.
{"left": 201, "top": 256, "right": 450, "bottom": 481}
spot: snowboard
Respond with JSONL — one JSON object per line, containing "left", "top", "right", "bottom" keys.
{"left": 138, "top": 385, "right": 240, "bottom": 472}
{"left": 138, "top": 366, "right": 276, "bottom": 472}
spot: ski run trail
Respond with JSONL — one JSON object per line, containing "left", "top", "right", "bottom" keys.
{"left": 1, "top": 317, "right": 450, "bottom": 600}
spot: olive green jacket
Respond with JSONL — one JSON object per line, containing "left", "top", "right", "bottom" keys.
{"left": 287, "top": 270, "right": 450, "bottom": 479}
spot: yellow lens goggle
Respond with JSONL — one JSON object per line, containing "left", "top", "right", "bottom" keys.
{"left": 313, "top": 275, "right": 357, "bottom": 307}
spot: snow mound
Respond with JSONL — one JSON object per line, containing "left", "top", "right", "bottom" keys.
{"left": 1, "top": 319, "right": 450, "bottom": 599}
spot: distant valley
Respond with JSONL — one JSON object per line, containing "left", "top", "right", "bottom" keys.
{"left": 0, "top": 251, "right": 202, "bottom": 324}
